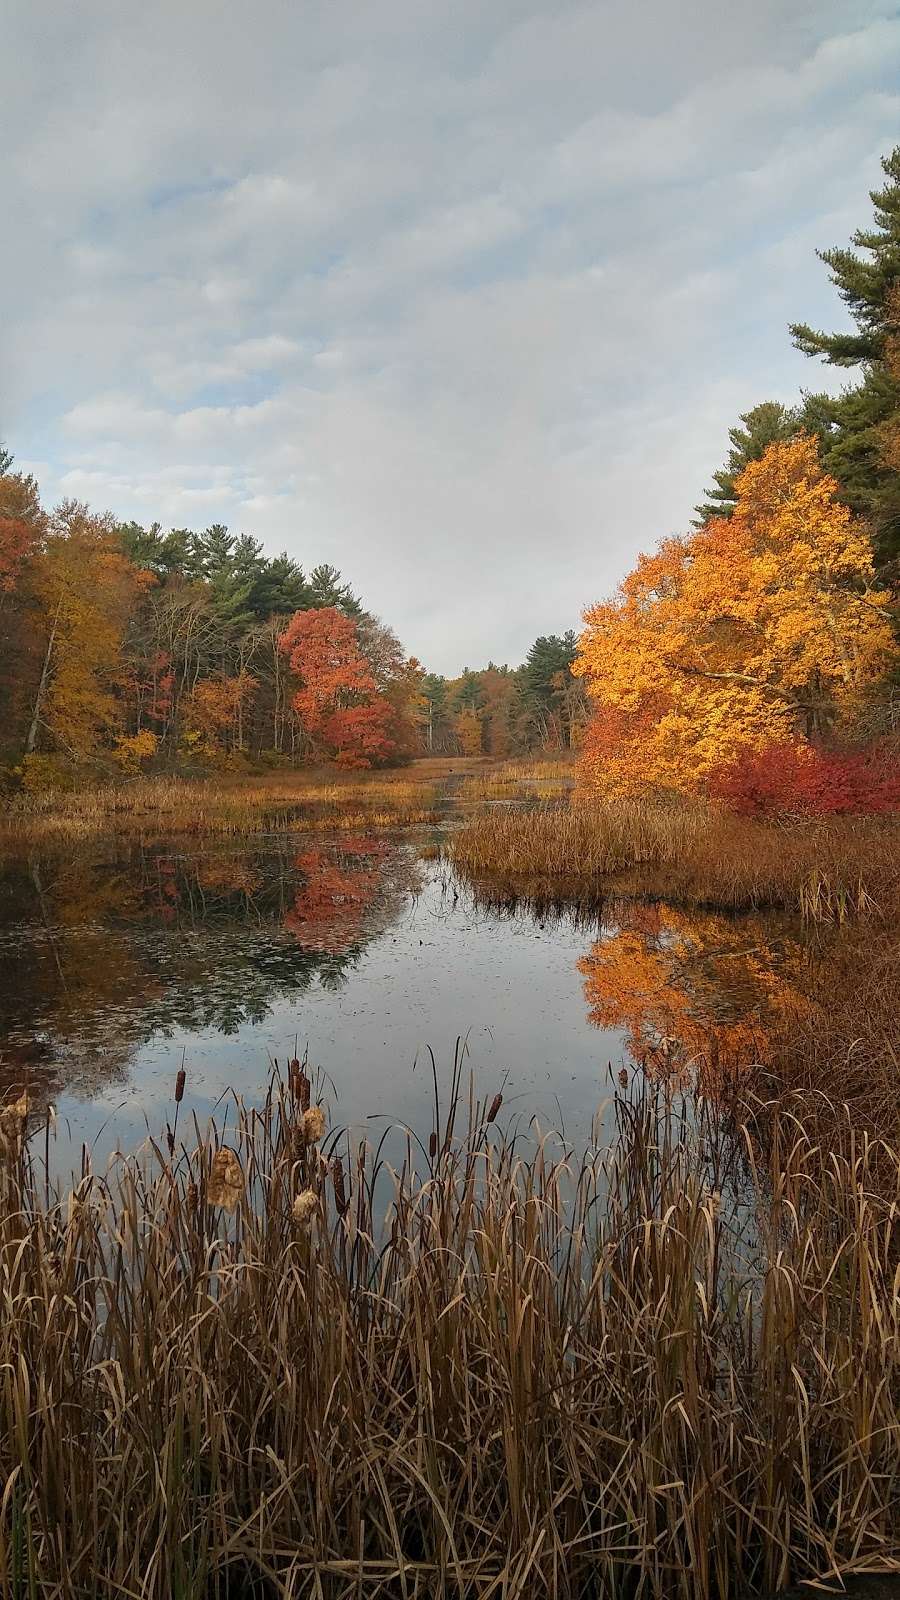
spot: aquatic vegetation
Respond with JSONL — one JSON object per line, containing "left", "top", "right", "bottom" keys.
{"left": 0, "top": 1070, "right": 898, "bottom": 1598}
{"left": 451, "top": 797, "right": 900, "bottom": 921}
{"left": 0, "top": 761, "right": 452, "bottom": 847}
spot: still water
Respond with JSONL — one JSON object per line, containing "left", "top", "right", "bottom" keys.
{"left": 0, "top": 824, "right": 829, "bottom": 1170}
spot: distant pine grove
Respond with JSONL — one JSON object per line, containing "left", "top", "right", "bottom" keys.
{"left": 2, "top": 147, "right": 900, "bottom": 794}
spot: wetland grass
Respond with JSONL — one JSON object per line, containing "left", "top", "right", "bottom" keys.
{"left": 0, "top": 761, "right": 458, "bottom": 848}
{"left": 451, "top": 797, "right": 900, "bottom": 921}
{"left": 0, "top": 1068, "right": 897, "bottom": 1598}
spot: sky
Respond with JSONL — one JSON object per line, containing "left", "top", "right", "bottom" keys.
{"left": 2, "top": 1, "right": 899, "bottom": 674}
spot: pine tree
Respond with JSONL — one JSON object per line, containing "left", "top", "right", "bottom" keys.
{"left": 308, "top": 564, "right": 363, "bottom": 617}
{"left": 117, "top": 521, "right": 190, "bottom": 577}
{"left": 249, "top": 552, "right": 311, "bottom": 618}
{"left": 187, "top": 525, "right": 261, "bottom": 631}
{"left": 694, "top": 402, "right": 802, "bottom": 524}
{"left": 790, "top": 145, "right": 900, "bottom": 569}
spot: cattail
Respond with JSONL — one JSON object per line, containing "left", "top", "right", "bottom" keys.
{"left": 292, "top": 1188, "right": 317, "bottom": 1228}
{"left": 207, "top": 1147, "right": 243, "bottom": 1212}
{"left": 298, "top": 1071, "right": 311, "bottom": 1112}
{"left": 289, "top": 1058, "right": 301, "bottom": 1099}
{"left": 301, "top": 1105, "right": 326, "bottom": 1145}
{"left": 331, "top": 1156, "right": 348, "bottom": 1216}
{"left": 486, "top": 1092, "right": 503, "bottom": 1124}
{"left": 0, "top": 1090, "right": 29, "bottom": 1157}
{"left": 429, "top": 1130, "right": 438, "bottom": 1160}
{"left": 175, "top": 1068, "right": 186, "bottom": 1103}
{"left": 618, "top": 1067, "right": 629, "bottom": 1089}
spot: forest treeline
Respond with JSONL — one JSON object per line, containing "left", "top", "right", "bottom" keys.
{"left": 0, "top": 461, "right": 583, "bottom": 785}
{"left": 575, "top": 145, "right": 900, "bottom": 814}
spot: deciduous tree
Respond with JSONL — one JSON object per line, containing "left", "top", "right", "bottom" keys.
{"left": 576, "top": 437, "right": 895, "bottom": 796}
{"left": 279, "top": 606, "right": 396, "bottom": 768}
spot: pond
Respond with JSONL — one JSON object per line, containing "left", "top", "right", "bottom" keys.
{"left": 0, "top": 815, "right": 858, "bottom": 1173}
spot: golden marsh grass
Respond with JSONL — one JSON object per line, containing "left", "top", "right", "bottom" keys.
{"left": 451, "top": 797, "right": 900, "bottom": 921}
{"left": 0, "top": 761, "right": 461, "bottom": 848}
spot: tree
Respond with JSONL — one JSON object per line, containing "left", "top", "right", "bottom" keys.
{"left": 308, "top": 564, "right": 363, "bottom": 617}
{"left": 694, "top": 402, "right": 802, "bottom": 524}
{"left": 521, "top": 632, "right": 585, "bottom": 749}
{"left": 27, "top": 503, "right": 149, "bottom": 759}
{"left": 575, "top": 436, "right": 895, "bottom": 797}
{"left": 117, "top": 521, "right": 190, "bottom": 578}
{"left": 278, "top": 606, "right": 396, "bottom": 768}
{"left": 0, "top": 469, "right": 45, "bottom": 597}
{"left": 249, "top": 552, "right": 311, "bottom": 618}
{"left": 790, "top": 144, "right": 900, "bottom": 567}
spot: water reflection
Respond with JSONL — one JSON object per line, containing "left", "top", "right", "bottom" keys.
{"left": 458, "top": 877, "right": 886, "bottom": 1100}
{"left": 0, "top": 837, "right": 423, "bottom": 1102}
{"left": 1, "top": 838, "right": 888, "bottom": 1167}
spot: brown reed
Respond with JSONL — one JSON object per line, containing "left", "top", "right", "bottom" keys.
{"left": 0, "top": 1066, "right": 897, "bottom": 1598}
{"left": 451, "top": 797, "right": 900, "bottom": 921}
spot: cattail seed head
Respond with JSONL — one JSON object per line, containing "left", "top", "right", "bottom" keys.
{"left": 301, "top": 1105, "right": 326, "bottom": 1145}
{"left": 331, "top": 1157, "right": 348, "bottom": 1216}
{"left": 487, "top": 1092, "right": 503, "bottom": 1124}
{"left": 0, "top": 1091, "right": 29, "bottom": 1157}
{"left": 298, "top": 1071, "right": 311, "bottom": 1112}
{"left": 207, "top": 1147, "right": 244, "bottom": 1212}
{"left": 429, "top": 1131, "right": 438, "bottom": 1160}
{"left": 175, "top": 1069, "right": 186, "bottom": 1103}
{"left": 292, "top": 1188, "right": 317, "bottom": 1228}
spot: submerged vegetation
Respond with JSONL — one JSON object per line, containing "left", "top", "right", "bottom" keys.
{"left": 0, "top": 1068, "right": 898, "bottom": 1599}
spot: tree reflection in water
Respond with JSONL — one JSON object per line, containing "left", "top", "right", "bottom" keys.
{"left": 0, "top": 836, "right": 423, "bottom": 1102}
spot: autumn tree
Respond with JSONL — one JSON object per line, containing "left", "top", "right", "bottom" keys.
{"left": 0, "top": 465, "right": 45, "bottom": 599}
{"left": 279, "top": 606, "right": 396, "bottom": 768}
{"left": 575, "top": 436, "right": 895, "bottom": 797}
{"left": 26, "top": 503, "right": 149, "bottom": 761}
{"left": 694, "top": 402, "right": 804, "bottom": 525}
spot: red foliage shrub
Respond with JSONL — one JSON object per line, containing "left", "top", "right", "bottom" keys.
{"left": 709, "top": 741, "right": 900, "bottom": 818}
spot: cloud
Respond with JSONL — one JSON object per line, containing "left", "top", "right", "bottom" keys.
{"left": 2, "top": 0, "right": 899, "bottom": 670}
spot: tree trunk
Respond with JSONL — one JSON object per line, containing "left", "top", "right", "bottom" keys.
{"left": 25, "top": 601, "right": 61, "bottom": 755}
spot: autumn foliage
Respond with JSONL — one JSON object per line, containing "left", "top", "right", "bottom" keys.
{"left": 709, "top": 741, "right": 900, "bottom": 818}
{"left": 575, "top": 436, "right": 895, "bottom": 800}
{"left": 278, "top": 606, "right": 398, "bottom": 768}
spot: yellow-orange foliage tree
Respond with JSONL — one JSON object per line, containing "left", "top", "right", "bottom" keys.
{"left": 26, "top": 504, "right": 149, "bottom": 761}
{"left": 574, "top": 436, "right": 895, "bottom": 796}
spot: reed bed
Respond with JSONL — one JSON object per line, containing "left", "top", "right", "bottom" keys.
{"left": 0, "top": 765, "right": 454, "bottom": 849}
{"left": 456, "top": 759, "right": 576, "bottom": 803}
{"left": 451, "top": 799, "right": 900, "bottom": 921}
{"left": 0, "top": 1068, "right": 898, "bottom": 1598}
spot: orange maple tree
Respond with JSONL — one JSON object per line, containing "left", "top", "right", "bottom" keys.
{"left": 278, "top": 606, "right": 396, "bottom": 768}
{"left": 574, "top": 436, "right": 895, "bottom": 796}
{"left": 0, "top": 471, "right": 44, "bottom": 597}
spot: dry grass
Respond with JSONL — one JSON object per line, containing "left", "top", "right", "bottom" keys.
{"left": 0, "top": 762, "right": 462, "bottom": 848}
{"left": 456, "top": 758, "right": 576, "bottom": 803}
{"left": 451, "top": 798, "right": 900, "bottom": 921}
{"left": 0, "top": 1067, "right": 898, "bottom": 1598}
